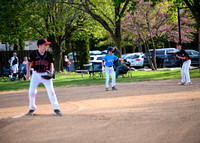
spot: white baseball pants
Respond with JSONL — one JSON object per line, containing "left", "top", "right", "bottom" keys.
{"left": 29, "top": 71, "right": 60, "bottom": 110}
{"left": 105, "top": 66, "right": 116, "bottom": 88}
{"left": 181, "top": 60, "right": 191, "bottom": 83}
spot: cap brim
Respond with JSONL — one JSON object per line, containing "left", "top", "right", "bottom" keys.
{"left": 44, "top": 42, "right": 51, "bottom": 45}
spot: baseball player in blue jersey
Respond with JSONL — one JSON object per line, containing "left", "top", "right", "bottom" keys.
{"left": 102, "top": 46, "right": 124, "bottom": 91}
{"left": 26, "top": 39, "right": 62, "bottom": 116}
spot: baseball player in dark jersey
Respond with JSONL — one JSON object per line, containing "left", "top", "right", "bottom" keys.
{"left": 26, "top": 39, "right": 62, "bottom": 116}
{"left": 175, "top": 43, "right": 192, "bottom": 85}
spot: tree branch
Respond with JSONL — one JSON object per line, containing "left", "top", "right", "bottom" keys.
{"left": 120, "top": 0, "right": 130, "bottom": 16}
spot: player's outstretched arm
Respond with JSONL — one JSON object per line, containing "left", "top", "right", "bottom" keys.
{"left": 118, "top": 58, "right": 124, "bottom": 61}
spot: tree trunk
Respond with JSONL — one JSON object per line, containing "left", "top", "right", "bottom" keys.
{"left": 147, "top": 23, "right": 157, "bottom": 70}
{"left": 122, "top": 47, "right": 126, "bottom": 54}
{"left": 138, "top": 41, "right": 142, "bottom": 52}
{"left": 132, "top": 45, "right": 135, "bottom": 53}
{"left": 19, "top": 39, "right": 24, "bottom": 51}
{"left": 51, "top": 43, "right": 62, "bottom": 72}
{"left": 168, "top": 42, "right": 171, "bottom": 48}
{"left": 146, "top": 43, "right": 156, "bottom": 70}
{"left": 80, "top": 0, "right": 129, "bottom": 59}
{"left": 143, "top": 39, "right": 156, "bottom": 70}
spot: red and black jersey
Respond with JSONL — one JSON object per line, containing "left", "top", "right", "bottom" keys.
{"left": 176, "top": 49, "right": 190, "bottom": 61}
{"left": 28, "top": 50, "right": 54, "bottom": 72}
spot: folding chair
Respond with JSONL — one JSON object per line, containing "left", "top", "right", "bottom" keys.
{"left": 89, "top": 62, "right": 103, "bottom": 78}
{"left": 117, "top": 62, "right": 132, "bottom": 78}
{"left": 0, "top": 66, "right": 11, "bottom": 81}
{"left": 12, "top": 64, "right": 26, "bottom": 81}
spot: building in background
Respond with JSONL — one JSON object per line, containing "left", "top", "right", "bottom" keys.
{"left": 0, "top": 41, "right": 38, "bottom": 51}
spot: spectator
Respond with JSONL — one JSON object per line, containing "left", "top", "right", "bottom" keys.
{"left": 64, "top": 55, "right": 71, "bottom": 72}
{"left": 10, "top": 52, "right": 19, "bottom": 74}
{"left": 116, "top": 60, "right": 130, "bottom": 78}
{"left": 22, "top": 56, "right": 28, "bottom": 65}
{"left": 20, "top": 57, "right": 28, "bottom": 76}
{"left": 113, "top": 46, "right": 120, "bottom": 68}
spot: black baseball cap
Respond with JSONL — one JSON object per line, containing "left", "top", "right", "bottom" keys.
{"left": 107, "top": 46, "right": 113, "bottom": 52}
{"left": 37, "top": 39, "right": 51, "bottom": 46}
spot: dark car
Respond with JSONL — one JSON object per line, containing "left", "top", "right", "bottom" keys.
{"left": 185, "top": 50, "right": 199, "bottom": 66}
{"left": 163, "top": 51, "right": 181, "bottom": 67}
{"left": 144, "top": 48, "right": 177, "bottom": 68}
{"left": 163, "top": 49, "right": 199, "bottom": 67}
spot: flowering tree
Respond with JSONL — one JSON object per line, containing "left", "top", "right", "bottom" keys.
{"left": 122, "top": 1, "right": 196, "bottom": 70}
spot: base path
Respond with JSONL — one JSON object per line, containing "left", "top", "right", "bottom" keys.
{"left": 0, "top": 78, "right": 200, "bottom": 143}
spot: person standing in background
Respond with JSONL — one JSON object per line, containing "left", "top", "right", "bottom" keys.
{"left": 64, "top": 55, "right": 71, "bottom": 72}
{"left": 22, "top": 56, "right": 28, "bottom": 65}
{"left": 10, "top": 52, "right": 19, "bottom": 74}
{"left": 113, "top": 46, "right": 120, "bottom": 68}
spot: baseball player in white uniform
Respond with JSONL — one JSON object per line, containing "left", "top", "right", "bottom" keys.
{"left": 26, "top": 39, "right": 62, "bottom": 116}
{"left": 175, "top": 43, "right": 192, "bottom": 85}
{"left": 102, "top": 46, "right": 124, "bottom": 91}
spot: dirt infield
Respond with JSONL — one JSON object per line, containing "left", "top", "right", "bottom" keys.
{"left": 0, "top": 78, "right": 200, "bottom": 143}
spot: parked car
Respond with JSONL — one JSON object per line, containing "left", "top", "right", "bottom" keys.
{"left": 122, "top": 53, "right": 130, "bottom": 59}
{"left": 101, "top": 50, "right": 107, "bottom": 55}
{"left": 144, "top": 48, "right": 177, "bottom": 68}
{"left": 124, "top": 53, "right": 144, "bottom": 67}
{"left": 163, "top": 50, "right": 181, "bottom": 67}
{"left": 185, "top": 50, "right": 199, "bottom": 66}
{"left": 90, "top": 50, "right": 102, "bottom": 55}
{"left": 143, "top": 51, "right": 164, "bottom": 68}
{"left": 163, "top": 49, "right": 199, "bottom": 67}
{"left": 90, "top": 55, "right": 105, "bottom": 63}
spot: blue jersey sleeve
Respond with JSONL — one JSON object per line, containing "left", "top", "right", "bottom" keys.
{"left": 114, "top": 55, "right": 118, "bottom": 61}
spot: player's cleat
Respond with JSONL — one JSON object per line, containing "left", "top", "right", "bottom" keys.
{"left": 112, "top": 86, "right": 117, "bottom": 90}
{"left": 27, "top": 110, "right": 35, "bottom": 116}
{"left": 54, "top": 109, "right": 62, "bottom": 116}
{"left": 105, "top": 88, "right": 109, "bottom": 91}
{"left": 177, "top": 82, "right": 185, "bottom": 85}
{"left": 184, "top": 82, "right": 192, "bottom": 86}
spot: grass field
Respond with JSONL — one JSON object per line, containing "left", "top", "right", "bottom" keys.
{"left": 0, "top": 69, "right": 199, "bottom": 92}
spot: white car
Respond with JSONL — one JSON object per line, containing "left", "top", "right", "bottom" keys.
{"left": 124, "top": 53, "right": 144, "bottom": 67}
{"left": 90, "top": 50, "right": 102, "bottom": 55}
{"left": 90, "top": 55, "right": 105, "bottom": 63}
{"left": 101, "top": 50, "right": 107, "bottom": 55}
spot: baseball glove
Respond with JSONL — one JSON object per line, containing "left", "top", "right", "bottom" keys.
{"left": 41, "top": 70, "right": 53, "bottom": 80}
{"left": 123, "top": 59, "right": 127, "bottom": 62}
{"left": 175, "top": 52, "right": 185, "bottom": 61}
{"left": 175, "top": 52, "right": 181, "bottom": 59}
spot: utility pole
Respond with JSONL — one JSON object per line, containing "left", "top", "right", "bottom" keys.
{"left": 177, "top": 7, "right": 181, "bottom": 44}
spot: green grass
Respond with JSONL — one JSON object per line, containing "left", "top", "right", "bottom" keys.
{"left": 0, "top": 69, "right": 199, "bottom": 92}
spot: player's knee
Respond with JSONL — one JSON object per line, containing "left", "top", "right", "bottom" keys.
{"left": 47, "top": 89, "right": 55, "bottom": 96}
{"left": 29, "top": 91, "right": 37, "bottom": 97}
